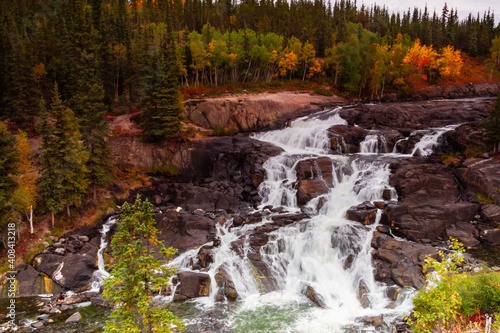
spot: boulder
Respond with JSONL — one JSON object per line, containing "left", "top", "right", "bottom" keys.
{"left": 64, "top": 312, "right": 82, "bottom": 324}
{"left": 387, "top": 159, "right": 479, "bottom": 241}
{"left": 481, "top": 204, "right": 500, "bottom": 226}
{"left": 173, "top": 272, "right": 211, "bottom": 301}
{"left": 33, "top": 243, "right": 98, "bottom": 290}
{"left": 446, "top": 223, "right": 480, "bottom": 248}
{"left": 328, "top": 125, "right": 367, "bottom": 153}
{"left": 214, "top": 268, "right": 238, "bottom": 301}
{"left": 295, "top": 157, "right": 334, "bottom": 184}
{"left": 197, "top": 246, "right": 214, "bottom": 269}
{"left": 480, "top": 229, "right": 500, "bottom": 245}
{"left": 155, "top": 211, "right": 216, "bottom": 255}
{"left": 372, "top": 233, "right": 440, "bottom": 289}
{"left": 346, "top": 202, "right": 378, "bottom": 225}
{"left": 15, "top": 266, "right": 41, "bottom": 296}
{"left": 304, "top": 285, "right": 326, "bottom": 308}
{"left": 456, "top": 159, "right": 500, "bottom": 206}
{"left": 296, "top": 179, "right": 329, "bottom": 205}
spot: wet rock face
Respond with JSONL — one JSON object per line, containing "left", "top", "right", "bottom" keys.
{"left": 338, "top": 99, "right": 492, "bottom": 134}
{"left": 31, "top": 239, "right": 98, "bottom": 290}
{"left": 184, "top": 93, "right": 346, "bottom": 134}
{"left": 173, "top": 272, "right": 211, "bottom": 301}
{"left": 456, "top": 158, "right": 500, "bottom": 206}
{"left": 346, "top": 202, "right": 379, "bottom": 225}
{"left": 387, "top": 158, "right": 479, "bottom": 241}
{"left": 214, "top": 268, "right": 238, "bottom": 301}
{"left": 371, "top": 232, "right": 440, "bottom": 289}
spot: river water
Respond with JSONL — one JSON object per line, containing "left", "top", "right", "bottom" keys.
{"left": 166, "top": 107, "right": 458, "bottom": 332}
{"left": 8, "top": 105, "right": 461, "bottom": 332}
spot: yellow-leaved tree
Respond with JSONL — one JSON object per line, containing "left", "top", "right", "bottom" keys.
{"left": 12, "top": 130, "right": 38, "bottom": 234}
{"left": 439, "top": 45, "right": 463, "bottom": 80}
{"left": 403, "top": 39, "right": 439, "bottom": 83}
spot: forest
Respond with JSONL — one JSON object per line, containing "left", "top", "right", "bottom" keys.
{"left": 1, "top": 0, "right": 500, "bottom": 246}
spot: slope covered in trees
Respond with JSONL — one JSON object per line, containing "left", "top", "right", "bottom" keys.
{"left": 0, "top": 0, "right": 500, "bottom": 250}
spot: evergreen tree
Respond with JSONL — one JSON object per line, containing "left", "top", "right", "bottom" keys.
{"left": 484, "top": 93, "right": 500, "bottom": 153}
{"left": 103, "top": 195, "right": 184, "bottom": 333}
{"left": 0, "top": 122, "right": 18, "bottom": 234}
{"left": 38, "top": 84, "right": 89, "bottom": 226}
{"left": 4, "top": 47, "right": 40, "bottom": 130}
{"left": 140, "top": 32, "right": 183, "bottom": 142}
{"left": 70, "top": 50, "right": 114, "bottom": 201}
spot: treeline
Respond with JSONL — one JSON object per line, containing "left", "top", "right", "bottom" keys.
{"left": 2, "top": 1, "right": 500, "bottom": 127}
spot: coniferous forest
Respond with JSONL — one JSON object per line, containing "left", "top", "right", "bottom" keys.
{"left": 1, "top": 0, "right": 500, "bottom": 244}
{"left": 2, "top": 0, "right": 500, "bottom": 129}
{"left": 2, "top": 1, "right": 500, "bottom": 332}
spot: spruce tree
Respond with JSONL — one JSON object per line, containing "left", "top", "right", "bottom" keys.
{"left": 4, "top": 47, "right": 40, "bottom": 130}
{"left": 103, "top": 195, "right": 184, "bottom": 333}
{"left": 70, "top": 50, "right": 114, "bottom": 201}
{"left": 484, "top": 93, "right": 500, "bottom": 153}
{"left": 0, "top": 122, "right": 18, "bottom": 230}
{"left": 140, "top": 32, "right": 183, "bottom": 142}
{"left": 38, "top": 84, "right": 89, "bottom": 226}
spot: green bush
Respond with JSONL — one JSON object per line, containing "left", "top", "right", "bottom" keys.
{"left": 410, "top": 238, "right": 500, "bottom": 332}
{"left": 409, "top": 238, "right": 463, "bottom": 332}
{"left": 453, "top": 272, "right": 500, "bottom": 316}
{"left": 476, "top": 193, "right": 494, "bottom": 204}
{"left": 313, "top": 86, "right": 335, "bottom": 96}
{"left": 464, "top": 145, "right": 485, "bottom": 159}
{"left": 148, "top": 163, "right": 179, "bottom": 176}
{"left": 213, "top": 126, "right": 234, "bottom": 136}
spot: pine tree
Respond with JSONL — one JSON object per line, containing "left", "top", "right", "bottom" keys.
{"left": 0, "top": 122, "right": 18, "bottom": 232}
{"left": 484, "top": 93, "right": 500, "bottom": 153}
{"left": 103, "top": 195, "right": 184, "bottom": 333}
{"left": 140, "top": 31, "right": 183, "bottom": 142}
{"left": 4, "top": 47, "right": 41, "bottom": 130}
{"left": 70, "top": 50, "right": 114, "bottom": 201}
{"left": 38, "top": 84, "right": 89, "bottom": 226}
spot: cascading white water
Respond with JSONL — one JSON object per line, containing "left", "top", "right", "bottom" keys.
{"left": 359, "top": 134, "right": 388, "bottom": 154}
{"left": 411, "top": 124, "right": 459, "bottom": 156}
{"left": 170, "top": 107, "right": 460, "bottom": 332}
{"left": 90, "top": 216, "right": 117, "bottom": 292}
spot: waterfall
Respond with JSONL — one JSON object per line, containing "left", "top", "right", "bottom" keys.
{"left": 169, "top": 107, "right": 461, "bottom": 332}
{"left": 90, "top": 216, "right": 117, "bottom": 292}
{"left": 411, "top": 124, "right": 459, "bottom": 156}
{"left": 359, "top": 134, "right": 388, "bottom": 154}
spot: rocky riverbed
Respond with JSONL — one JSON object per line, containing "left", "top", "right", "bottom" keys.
{"left": 3, "top": 93, "right": 500, "bottom": 332}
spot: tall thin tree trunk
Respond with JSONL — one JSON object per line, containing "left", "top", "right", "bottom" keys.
{"left": 51, "top": 213, "right": 55, "bottom": 228}
{"left": 66, "top": 205, "right": 71, "bottom": 218}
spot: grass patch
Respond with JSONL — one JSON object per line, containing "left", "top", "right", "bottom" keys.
{"left": 441, "top": 153, "right": 461, "bottom": 167}
{"left": 147, "top": 163, "right": 179, "bottom": 177}
{"left": 464, "top": 145, "right": 485, "bottom": 159}
{"left": 476, "top": 193, "right": 494, "bottom": 204}
{"left": 313, "top": 86, "right": 335, "bottom": 96}
{"left": 212, "top": 126, "right": 234, "bottom": 136}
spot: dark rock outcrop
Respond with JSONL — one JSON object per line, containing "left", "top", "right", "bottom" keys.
{"left": 185, "top": 93, "right": 346, "bottom": 133}
{"left": 346, "top": 202, "right": 378, "bottom": 225}
{"left": 304, "top": 285, "right": 326, "bottom": 308}
{"left": 338, "top": 99, "right": 492, "bottom": 135}
{"left": 214, "top": 268, "right": 238, "bottom": 301}
{"left": 372, "top": 233, "right": 440, "bottom": 289}
{"left": 32, "top": 242, "right": 98, "bottom": 290}
{"left": 387, "top": 159, "right": 479, "bottom": 241}
{"left": 456, "top": 158, "right": 500, "bottom": 206}
{"left": 173, "top": 272, "right": 211, "bottom": 301}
